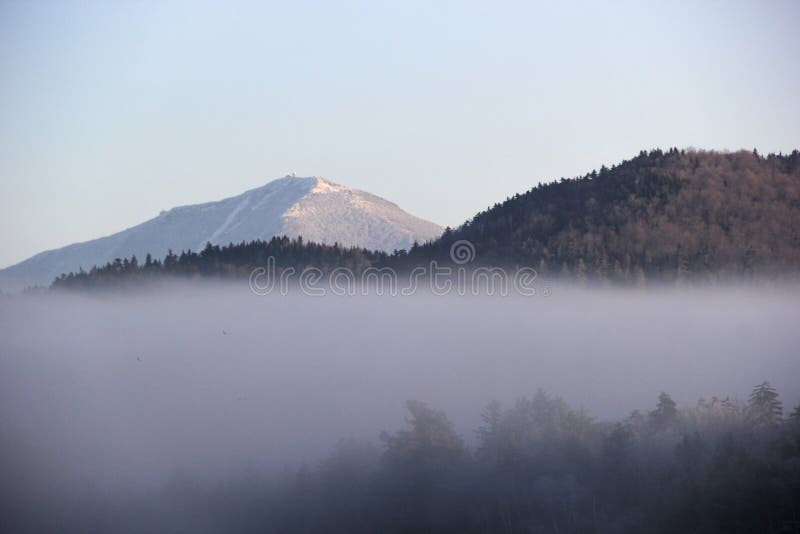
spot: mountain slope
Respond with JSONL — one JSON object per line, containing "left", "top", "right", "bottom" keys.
{"left": 411, "top": 149, "right": 800, "bottom": 281}
{"left": 0, "top": 176, "right": 442, "bottom": 291}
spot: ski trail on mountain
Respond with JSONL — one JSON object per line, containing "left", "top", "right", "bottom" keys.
{"left": 199, "top": 196, "right": 251, "bottom": 250}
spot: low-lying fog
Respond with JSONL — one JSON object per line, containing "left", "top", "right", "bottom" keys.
{"left": 2, "top": 283, "right": 799, "bottom": 499}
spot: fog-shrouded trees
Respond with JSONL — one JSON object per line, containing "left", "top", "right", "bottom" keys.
{"left": 380, "top": 400, "right": 465, "bottom": 468}
{"left": 650, "top": 391, "right": 678, "bottom": 428}
{"left": 748, "top": 381, "right": 783, "bottom": 427}
{"left": 377, "top": 400, "right": 470, "bottom": 532}
{"left": 11, "top": 382, "right": 800, "bottom": 533}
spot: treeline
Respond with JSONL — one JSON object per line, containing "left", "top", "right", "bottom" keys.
{"left": 51, "top": 149, "right": 800, "bottom": 289}
{"left": 51, "top": 236, "right": 389, "bottom": 290}
{"left": 14, "top": 383, "right": 800, "bottom": 533}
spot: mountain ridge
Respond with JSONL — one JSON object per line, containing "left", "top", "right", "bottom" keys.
{"left": 0, "top": 175, "right": 443, "bottom": 291}
{"left": 23, "top": 148, "right": 800, "bottom": 291}
{"left": 408, "top": 148, "right": 800, "bottom": 281}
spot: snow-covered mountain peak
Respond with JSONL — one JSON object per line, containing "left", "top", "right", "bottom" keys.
{"left": 0, "top": 175, "right": 444, "bottom": 291}
{"left": 308, "top": 176, "right": 346, "bottom": 194}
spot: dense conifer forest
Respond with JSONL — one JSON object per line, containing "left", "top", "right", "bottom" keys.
{"left": 50, "top": 149, "right": 800, "bottom": 290}
{"left": 51, "top": 236, "right": 388, "bottom": 290}
{"left": 410, "top": 148, "right": 800, "bottom": 282}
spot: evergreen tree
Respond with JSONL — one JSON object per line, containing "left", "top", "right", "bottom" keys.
{"left": 476, "top": 400, "right": 503, "bottom": 462}
{"left": 380, "top": 400, "right": 464, "bottom": 467}
{"left": 748, "top": 381, "right": 783, "bottom": 426}
{"left": 649, "top": 391, "right": 677, "bottom": 428}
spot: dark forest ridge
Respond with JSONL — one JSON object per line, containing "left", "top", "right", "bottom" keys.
{"left": 51, "top": 148, "right": 800, "bottom": 290}
{"left": 414, "top": 148, "right": 800, "bottom": 281}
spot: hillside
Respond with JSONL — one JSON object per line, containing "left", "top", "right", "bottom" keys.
{"left": 410, "top": 148, "right": 800, "bottom": 282}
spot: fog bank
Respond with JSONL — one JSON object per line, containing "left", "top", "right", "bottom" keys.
{"left": 1, "top": 284, "right": 798, "bottom": 497}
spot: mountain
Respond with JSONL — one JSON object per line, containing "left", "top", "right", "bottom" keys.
{"left": 0, "top": 176, "right": 443, "bottom": 291}
{"left": 42, "top": 149, "right": 800, "bottom": 291}
{"left": 410, "top": 148, "right": 800, "bottom": 281}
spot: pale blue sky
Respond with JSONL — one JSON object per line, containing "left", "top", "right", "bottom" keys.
{"left": 1, "top": 0, "right": 798, "bottom": 268}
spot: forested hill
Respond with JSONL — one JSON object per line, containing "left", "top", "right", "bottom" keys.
{"left": 50, "top": 149, "right": 800, "bottom": 290}
{"left": 407, "top": 148, "right": 800, "bottom": 282}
